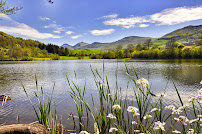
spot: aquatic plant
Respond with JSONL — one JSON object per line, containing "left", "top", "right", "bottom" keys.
{"left": 67, "top": 61, "right": 202, "bottom": 134}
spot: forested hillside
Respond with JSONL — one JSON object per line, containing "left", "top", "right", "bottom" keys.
{"left": 0, "top": 31, "right": 69, "bottom": 60}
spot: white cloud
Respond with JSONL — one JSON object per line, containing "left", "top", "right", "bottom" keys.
{"left": 104, "top": 17, "right": 148, "bottom": 29}
{"left": 71, "top": 35, "right": 82, "bottom": 39}
{"left": 39, "top": 16, "right": 50, "bottom": 21}
{"left": 103, "top": 14, "right": 118, "bottom": 19}
{"left": 139, "top": 24, "right": 149, "bottom": 27}
{"left": 150, "top": 6, "right": 202, "bottom": 25}
{"left": 0, "top": 24, "right": 61, "bottom": 39}
{"left": 103, "top": 6, "right": 202, "bottom": 28}
{"left": 44, "top": 23, "right": 70, "bottom": 34}
{"left": 90, "top": 29, "right": 115, "bottom": 36}
{"left": 53, "top": 30, "right": 61, "bottom": 34}
{"left": 65, "top": 31, "right": 74, "bottom": 35}
{"left": 0, "top": 14, "right": 61, "bottom": 39}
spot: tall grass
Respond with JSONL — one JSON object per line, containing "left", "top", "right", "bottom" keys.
{"left": 67, "top": 61, "right": 202, "bottom": 134}
{"left": 22, "top": 74, "right": 59, "bottom": 133}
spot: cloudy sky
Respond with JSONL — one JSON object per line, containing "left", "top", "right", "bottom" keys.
{"left": 0, "top": 0, "right": 202, "bottom": 46}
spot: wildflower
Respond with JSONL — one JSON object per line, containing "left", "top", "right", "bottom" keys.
{"left": 132, "top": 121, "right": 137, "bottom": 125}
{"left": 134, "top": 130, "right": 140, "bottom": 133}
{"left": 189, "top": 118, "right": 199, "bottom": 123}
{"left": 153, "top": 121, "right": 165, "bottom": 131}
{"left": 136, "top": 78, "right": 149, "bottom": 88}
{"left": 198, "top": 95, "right": 202, "bottom": 103}
{"left": 150, "top": 108, "right": 159, "bottom": 112}
{"left": 172, "top": 109, "right": 182, "bottom": 115}
{"left": 107, "top": 113, "right": 116, "bottom": 119}
{"left": 187, "top": 129, "right": 194, "bottom": 134}
{"left": 79, "top": 131, "right": 90, "bottom": 134}
{"left": 156, "top": 93, "right": 166, "bottom": 97}
{"left": 178, "top": 105, "right": 186, "bottom": 110}
{"left": 174, "top": 116, "right": 189, "bottom": 125}
{"left": 165, "top": 105, "right": 175, "bottom": 111}
{"left": 112, "top": 104, "right": 121, "bottom": 111}
{"left": 143, "top": 114, "right": 152, "bottom": 120}
{"left": 197, "top": 115, "right": 202, "bottom": 118}
{"left": 172, "top": 130, "right": 181, "bottom": 133}
{"left": 200, "top": 80, "right": 202, "bottom": 85}
{"left": 198, "top": 88, "right": 202, "bottom": 96}
{"left": 127, "top": 106, "right": 139, "bottom": 113}
{"left": 188, "top": 94, "right": 197, "bottom": 102}
{"left": 109, "top": 127, "right": 118, "bottom": 133}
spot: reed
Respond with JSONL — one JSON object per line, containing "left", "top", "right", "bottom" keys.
{"left": 67, "top": 61, "right": 202, "bottom": 134}
{"left": 22, "top": 74, "right": 59, "bottom": 133}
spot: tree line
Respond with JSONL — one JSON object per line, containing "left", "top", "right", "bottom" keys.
{"left": 90, "top": 37, "right": 202, "bottom": 59}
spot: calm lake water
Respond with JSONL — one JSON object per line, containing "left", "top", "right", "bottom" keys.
{"left": 0, "top": 59, "right": 201, "bottom": 132}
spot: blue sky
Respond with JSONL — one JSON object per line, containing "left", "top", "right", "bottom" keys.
{"left": 0, "top": 0, "right": 201, "bottom": 46}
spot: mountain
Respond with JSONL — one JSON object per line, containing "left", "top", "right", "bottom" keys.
{"left": 77, "top": 36, "right": 155, "bottom": 50}
{"left": 153, "top": 25, "right": 202, "bottom": 45}
{"left": 72, "top": 42, "right": 89, "bottom": 49}
{"left": 61, "top": 43, "right": 73, "bottom": 49}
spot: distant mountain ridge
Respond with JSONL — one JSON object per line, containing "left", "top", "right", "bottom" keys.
{"left": 62, "top": 25, "right": 202, "bottom": 50}
{"left": 63, "top": 36, "right": 155, "bottom": 50}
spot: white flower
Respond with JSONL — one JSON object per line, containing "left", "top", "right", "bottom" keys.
{"left": 165, "top": 105, "right": 175, "bottom": 111}
{"left": 79, "top": 131, "right": 90, "bottom": 134}
{"left": 172, "top": 130, "right": 181, "bottom": 133}
{"left": 153, "top": 121, "right": 165, "bottom": 131}
{"left": 132, "top": 121, "right": 137, "bottom": 125}
{"left": 112, "top": 104, "right": 121, "bottom": 111}
{"left": 198, "top": 88, "right": 202, "bottom": 96}
{"left": 189, "top": 118, "right": 199, "bottom": 123}
{"left": 188, "top": 94, "right": 197, "bottom": 102}
{"left": 150, "top": 108, "right": 159, "bottom": 112}
{"left": 197, "top": 115, "right": 202, "bottom": 118}
{"left": 187, "top": 129, "right": 194, "bottom": 134}
{"left": 200, "top": 80, "right": 202, "bottom": 85}
{"left": 127, "top": 106, "right": 139, "bottom": 113}
{"left": 134, "top": 130, "right": 140, "bottom": 133}
{"left": 143, "top": 114, "right": 152, "bottom": 120}
{"left": 156, "top": 93, "right": 166, "bottom": 97}
{"left": 175, "top": 116, "right": 189, "bottom": 125}
{"left": 198, "top": 95, "right": 202, "bottom": 103}
{"left": 172, "top": 109, "right": 182, "bottom": 115}
{"left": 107, "top": 113, "right": 116, "bottom": 119}
{"left": 136, "top": 78, "right": 149, "bottom": 88}
{"left": 109, "top": 127, "right": 118, "bottom": 133}
{"left": 178, "top": 105, "right": 186, "bottom": 110}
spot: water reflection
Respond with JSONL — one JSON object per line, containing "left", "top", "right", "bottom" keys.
{"left": 0, "top": 59, "right": 201, "bottom": 132}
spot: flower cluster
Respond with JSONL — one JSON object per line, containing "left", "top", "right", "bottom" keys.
{"left": 153, "top": 121, "right": 165, "bottom": 131}
{"left": 109, "top": 127, "right": 118, "bottom": 133}
{"left": 172, "top": 130, "right": 181, "bottom": 133}
{"left": 143, "top": 114, "right": 152, "bottom": 120}
{"left": 136, "top": 78, "right": 149, "bottom": 88}
{"left": 188, "top": 82, "right": 202, "bottom": 103}
{"left": 112, "top": 104, "right": 121, "bottom": 111}
{"left": 107, "top": 113, "right": 116, "bottom": 119}
{"left": 174, "top": 116, "right": 189, "bottom": 125}
{"left": 127, "top": 106, "right": 140, "bottom": 116}
{"left": 79, "top": 131, "right": 90, "bottom": 134}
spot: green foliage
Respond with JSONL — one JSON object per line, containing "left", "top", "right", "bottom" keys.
{"left": 67, "top": 63, "right": 202, "bottom": 133}
{"left": 0, "top": 1, "right": 22, "bottom": 16}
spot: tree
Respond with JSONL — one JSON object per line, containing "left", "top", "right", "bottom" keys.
{"left": 0, "top": 1, "right": 22, "bottom": 16}
{"left": 116, "top": 45, "right": 123, "bottom": 51}
{"left": 144, "top": 39, "right": 152, "bottom": 50}
{"left": 127, "top": 44, "right": 135, "bottom": 53}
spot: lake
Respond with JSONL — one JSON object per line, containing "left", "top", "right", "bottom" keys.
{"left": 0, "top": 59, "right": 201, "bottom": 132}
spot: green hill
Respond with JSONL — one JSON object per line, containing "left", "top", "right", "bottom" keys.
{"left": 153, "top": 25, "right": 202, "bottom": 45}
